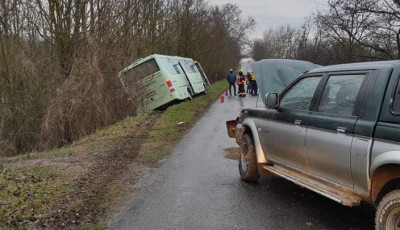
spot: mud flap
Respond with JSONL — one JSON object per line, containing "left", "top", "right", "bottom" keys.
{"left": 226, "top": 119, "right": 239, "bottom": 138}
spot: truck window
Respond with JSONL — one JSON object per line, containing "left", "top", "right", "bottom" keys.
{"left": 123, "top": 59, "right": 159, "bottom": 88}
{"left": 318, "top": 74, "right": 365, "bottom": 116}
{"left": 280, "top": 77, "right": 321, "bottom": 111}
{"left": 392, "top": 77, "right": 400, "bottom": 114}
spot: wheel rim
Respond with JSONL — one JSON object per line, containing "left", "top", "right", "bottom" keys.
{"left": 386, "top": 207, "right": 400, "bottom": 230}
{"left": 240, "top": 143, "right": 249, "bottom": 173}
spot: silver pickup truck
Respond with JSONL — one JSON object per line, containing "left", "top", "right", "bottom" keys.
{"left": 227, "top": 60, "right": 400, "bottom": 230}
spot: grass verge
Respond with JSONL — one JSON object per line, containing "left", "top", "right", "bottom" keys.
{"left": 0, "top": 81, "right": 226, "bottom": 229}
{"left": 141, "top": 81, "right": 226, "bottom": 166}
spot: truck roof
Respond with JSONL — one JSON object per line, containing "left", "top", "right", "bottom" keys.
{"left": 309, "top": 60, "right": 400, "bottom": 74}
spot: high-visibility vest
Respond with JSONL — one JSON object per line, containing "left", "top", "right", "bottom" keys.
{"left": 251, "top": 74, "right": 256, "bottom": 81}
{"left": 237, "top": 77, "right": 245, "bottom": 85}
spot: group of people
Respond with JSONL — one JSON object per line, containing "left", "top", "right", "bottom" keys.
{"left": 226, "top": 69, "right": 258, "bottom": 97}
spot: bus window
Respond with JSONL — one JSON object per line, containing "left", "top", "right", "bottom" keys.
{"left": 173, "top": 65, "right": 181, "bottom": 74}
{"left": 190, "top": 65, "right": 197, "bottom": 73}
{"left": 161, "top": 58, "right": 181, "bottom": 74}
{"left": 176, "top": 59, "right": 198, "bottom": 73}
{"left": 123, "top": 58, "right": 159, "bottom": 88}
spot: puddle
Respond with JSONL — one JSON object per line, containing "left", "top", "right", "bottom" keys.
{"left": 224, "top": 147, "right": 240, "bottom": 160}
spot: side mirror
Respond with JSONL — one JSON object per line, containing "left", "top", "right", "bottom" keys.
{"left": 264, "top": 93, "right": 279, "bottom": 109}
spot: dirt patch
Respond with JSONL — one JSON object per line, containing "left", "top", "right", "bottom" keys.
{"left": 1, "top": 81, "right": 226, "bottom": 229}
{"left": 7, "top": 156, "right": 92, "bottom": 174}
{"left": 34, "top": 113, "right": 161, "bottom": 229}
{"left": 224, "top": 147, "right": 240, "bottom": 160}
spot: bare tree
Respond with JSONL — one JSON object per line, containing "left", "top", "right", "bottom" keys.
{"left": 0, "top": 0, "right": 253, "bottom": 155}
{"left": 250, "top": 25, "right": 300, "bottom": 61}
{"left": 316, "top": 0, "right": 400, "bottom": 60}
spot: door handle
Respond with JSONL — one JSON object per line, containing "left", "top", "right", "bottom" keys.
{"left": 294, "top": 120, "right": 302, "bottom": 126}
{"left": 337, "top": 127, "right": 347, "bottom": 134}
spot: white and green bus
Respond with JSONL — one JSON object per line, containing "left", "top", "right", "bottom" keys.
{"left": 119, "top": 54, "right": 210, "bottom": 111}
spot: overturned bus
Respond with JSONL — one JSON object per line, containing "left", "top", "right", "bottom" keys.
{"left": 119, "top": 54, "right": 211, "bottom": 111}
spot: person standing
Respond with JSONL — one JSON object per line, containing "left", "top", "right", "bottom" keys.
{"left": 250, "top": 72, "right": 258, "bottom": 96}
{"left": 237, "top": 71, "right": 246, "bottom": 97}
{"left": 246, "top": 71, "right": 252, "bottom": 93}
{"left": 226, "top": 69, "right": 237, "bottom": 96}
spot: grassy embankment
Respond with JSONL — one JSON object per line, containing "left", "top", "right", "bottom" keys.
{"left": 0, "top": 81, "right": 226, "bottom": 229}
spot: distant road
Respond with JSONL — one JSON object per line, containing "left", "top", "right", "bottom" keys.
{"left": 110, "top": 94, "right": 375, "bottom": 230}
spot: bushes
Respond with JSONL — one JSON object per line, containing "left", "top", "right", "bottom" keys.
{"left": 0, "top": 0, "right": 253, "bottom": 156}
{"left": 40, "top": 45, "right": 110, "bottom": 149}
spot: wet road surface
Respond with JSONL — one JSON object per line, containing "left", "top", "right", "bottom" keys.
{"left": 110, "top": 93, "right": 375, "bottom": 230}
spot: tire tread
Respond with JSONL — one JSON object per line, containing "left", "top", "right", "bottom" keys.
{"left": 239, "top": 134, "right": 259, "bottom": 182}
{"left": 375, "top": 189, "right": 400, "bottom": 230}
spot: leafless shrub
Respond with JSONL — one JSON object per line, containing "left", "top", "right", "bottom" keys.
{"left": 39, "top": 44, "right": 110, "bottom": 149}
{"left": 1, "top": 0, "right": 253, "bottom": 155}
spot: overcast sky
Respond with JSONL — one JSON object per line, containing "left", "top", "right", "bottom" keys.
{"left": 209, "top": 0, "right": 328, "bottom": 39}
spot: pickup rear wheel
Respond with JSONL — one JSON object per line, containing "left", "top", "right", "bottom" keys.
{"left": 239, "top": 134, "right": 259, "bottom": 182}
{"left": 376, "top": 189, "right": 400, "bottom": 230}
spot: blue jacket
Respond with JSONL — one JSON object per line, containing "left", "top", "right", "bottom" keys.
{"left": 227, "top": 72, "right": 236, "bottom": 83}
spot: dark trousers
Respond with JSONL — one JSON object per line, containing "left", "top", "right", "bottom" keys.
{"left": 238, "top": 84, "right": 245, "bottom": 93}
{"left": 228, "top": 82, "right": 236, "bottom": 95}
{"left": 251, "top": 81, "right": 258, "bottom": 95}
{"left": 247, "top": 81, "right": 252, "bottom": 93}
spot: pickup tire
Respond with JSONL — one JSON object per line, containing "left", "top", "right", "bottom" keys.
{"left": 239, "top": 134, "right": 259, "bottom": 182}
{"left": 375, "top": 189, "right": 400, "bottom": 230}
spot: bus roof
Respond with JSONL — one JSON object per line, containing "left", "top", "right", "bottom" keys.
{"left": 119, "top": 54, "right": 196, "bottom": 77}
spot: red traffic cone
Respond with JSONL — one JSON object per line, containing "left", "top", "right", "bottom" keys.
{"left": 220, "top": 95, "right": 225, "bottom": 103}
{"left": 225, "top": 89, "right": 228, "bottom": 96}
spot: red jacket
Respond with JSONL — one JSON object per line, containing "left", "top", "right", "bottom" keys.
{"left": 237, "top": 75, "right": 245, "bottom": 85}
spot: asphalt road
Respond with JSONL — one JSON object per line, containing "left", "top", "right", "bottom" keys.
{"left": 110, "top": 93, "right": 375, "bottom": 230}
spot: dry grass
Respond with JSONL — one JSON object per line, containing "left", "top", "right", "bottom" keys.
{"left": 0, "top": 81, "right": 226, "bottom": 229}
{"left": 39, "top": 45, "right": 111, "bottom": 150}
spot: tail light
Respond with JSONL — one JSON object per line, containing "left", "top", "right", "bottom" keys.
{"left": 166, "top": 78, "right": 175, "bottom": 93}
{"left": 166, "top": 78, "right": 173, "bottom": 87}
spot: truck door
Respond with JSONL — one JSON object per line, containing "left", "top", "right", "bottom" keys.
{"left": 305, "top": 73, "right": 367, "bottom": 188}
{"left": 261, "top": 76, "right": 322, "bottom": 171}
